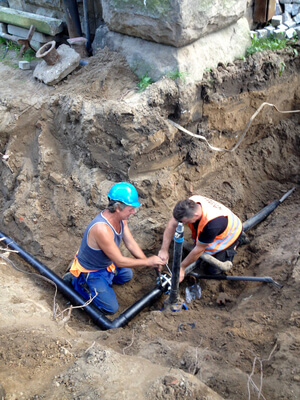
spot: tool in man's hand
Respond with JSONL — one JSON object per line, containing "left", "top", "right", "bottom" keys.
{"left": 164, "top": 263, "right": 172, "bottom": 276}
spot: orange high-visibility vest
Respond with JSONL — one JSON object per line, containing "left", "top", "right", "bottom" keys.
{"left": 188, "top": 195, "right": 242, "bottom": 255}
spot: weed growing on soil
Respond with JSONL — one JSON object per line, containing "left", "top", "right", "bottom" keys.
{"left": 167, "top": 69, "right": 188, "bottom": 82}
{"left": 246, "top": 35, "right": 298, "bottom": 57}
{"left": 136, "top": 73, "right": 153, "bottom": 92}
{"left": 0, "top": 38, "right": 37, "bottom": 63}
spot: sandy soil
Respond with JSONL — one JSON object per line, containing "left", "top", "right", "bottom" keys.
{"left": 0, "top": 44, "right": 300, "bottom": 400}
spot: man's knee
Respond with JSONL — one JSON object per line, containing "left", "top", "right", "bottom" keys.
{"left": 114, "top": 267, "right": 133, "bottom": 283}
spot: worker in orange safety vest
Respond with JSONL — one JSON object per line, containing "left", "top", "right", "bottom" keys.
{"left": 158, "top": 195, "right": 243, "bottom": 282}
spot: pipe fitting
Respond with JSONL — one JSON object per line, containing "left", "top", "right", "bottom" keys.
{"left": 36, "top": 41, "right": 60, "bottom": 65}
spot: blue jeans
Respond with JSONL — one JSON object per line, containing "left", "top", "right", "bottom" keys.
{"left": 72, "top": 267, "right": 133, "bottom": 314}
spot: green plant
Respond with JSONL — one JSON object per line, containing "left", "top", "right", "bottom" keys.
{"left": 23, "top": 48, "right": 37, "bottom": 62}
{"left": 279, "top": 61, "right": 285, "bottom": 76}
{"left": 245, "top": 35, "right": 296, "bottom": 57}
{"left": 167, "top": 69, "right": 188, "bottom": 82}
{"left": 136, "top": 73, "right": 153, "bottom": 92}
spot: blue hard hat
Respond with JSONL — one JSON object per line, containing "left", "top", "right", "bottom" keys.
{"left": 108, "top": 182, "right": 141, "bottom": 207}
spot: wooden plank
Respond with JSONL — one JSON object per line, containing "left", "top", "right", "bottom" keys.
{"left": 0, "top": 6, "right": 63, "bottom": 36}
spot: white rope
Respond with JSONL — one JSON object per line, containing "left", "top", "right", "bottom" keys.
{"left": 168, "top": 102, "right": 300, "bottom": 152}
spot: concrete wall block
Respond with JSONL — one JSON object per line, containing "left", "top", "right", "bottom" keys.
{"left": 0, "top": 21, "right": 7, "bottom": 33}
{"left": 101, "top": 0, "right": 247, "bottom": 47}
{"left": 7, "top": 24, "right": 54, "bottom": 43}
{"left": 294, "top": 13, "right": 300, "bottom": 23}
{"left": 33, "top": 44, "right": 80, "bottom": 85}
{"left": 93, "top": 17, "right": 251, "bottom": 83}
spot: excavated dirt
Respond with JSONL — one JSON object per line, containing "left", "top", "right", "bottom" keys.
{"left": 0, "top": 45, "right": 300, "bottom": 400}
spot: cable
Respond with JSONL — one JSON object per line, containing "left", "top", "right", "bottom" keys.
{"left": 168, "top": 102, "right": 300, "bottom": 152}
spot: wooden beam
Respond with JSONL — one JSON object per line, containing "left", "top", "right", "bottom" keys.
{"left": 0, "top": 6, "right": 63, "bottom": 36}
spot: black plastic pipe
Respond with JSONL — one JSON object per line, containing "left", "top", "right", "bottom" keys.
{"left": 242, "top": 187, "right": 295, "bottom": 233}
{"left": 62, "top": 0, "right": 82, "bottom": 38}
{"left": 0, "top": 231, "right": 166, "bottom": 330}
{"left": 168, "top": 222, "right": 184, "bottom": 304}
{"left": 83, "top": 0, "right": 92, "bottom": 55}
{"left": 189, "top": 272, "right": 283, "bottom": 289}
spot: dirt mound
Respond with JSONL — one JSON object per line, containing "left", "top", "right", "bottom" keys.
{"left": 0, "top": 45, "right": 299, "bottom": 400}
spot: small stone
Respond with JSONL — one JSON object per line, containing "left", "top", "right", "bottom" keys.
{"left": 163, "top": 376, "right": 178, "bottom": 386}
{"left": 19, "top": 61, "right": 30, "bottom": 70}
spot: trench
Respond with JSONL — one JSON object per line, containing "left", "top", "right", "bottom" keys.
{"left": 0, "top": 47, "right": 300, "bottom": 400}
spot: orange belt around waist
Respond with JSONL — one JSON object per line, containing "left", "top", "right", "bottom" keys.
{"left": 69, "top": 254, "right": 116, "bottom": 277}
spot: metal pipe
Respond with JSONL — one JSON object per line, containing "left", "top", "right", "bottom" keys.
{"left": 62, "top": 0, "right": 82, "bottom": 38}
{"left": 168, "top": 222, "right": 184, "bottom": 304}
{"left": 0, "top": 231, "right": 167, "bottom": 330}
{"left": 243, "top": 187, "right": 295, "bottom": 233}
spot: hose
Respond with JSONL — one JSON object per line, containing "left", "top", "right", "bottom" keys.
{"left": 168, "top": 102, "right": 300, "bottom": 152}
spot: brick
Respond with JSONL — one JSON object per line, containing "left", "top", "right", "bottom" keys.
{"left": 282, "top": 11, "right": 292, "bottom": 23}
{"left": 273, "top": 28, "right": 287, "bottom": 38}
{"left": 285, "top": 4, "right": 293, "bottom": 14}
{"left": 284, "top": 19, "right": 297, "bottom": 28}
{"left": 294, "top": 25, "right": 300, "bottom": 36}
{"left": 277, "top": 23, "right": 288, "bottom": 30}
{"left": 271, "top": 15, "right": 283, "bottom": 26}
{"left": 265, "top": 25, "right": 276, "bottom": 36}
{"left": 292, "top": 4, "right": 300, "bottom": 16}
{"left": 257, "top": 29, "right": 268, "bottom": 38}
{"left": 285, "top": 27, "right": 296, "bottom": 38}
{"left": 294, "top": 13, "right": 300, "bottom": 23}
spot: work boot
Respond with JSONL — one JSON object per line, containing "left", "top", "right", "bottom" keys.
{"left": 62, "top": 272, "right": 74, "bottom": 286}
{"left": 238, "top": 231, "right": 250, "bottom": 246}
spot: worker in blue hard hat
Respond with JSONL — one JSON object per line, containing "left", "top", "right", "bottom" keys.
{"left": 66, "top": 182, "right": 164, "bottom": 315}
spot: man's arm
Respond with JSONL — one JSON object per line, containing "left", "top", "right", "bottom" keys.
{"left": 122, "top": 220, "right": 146, "bottom": 259}
{"left": 91, "top": 223, "right": 163, "bottom": 269}
{"left": 158, "top": 217, "right": 179, "bottom": 262}
{"left": 179, "top": 241, "right": 207, "bottom": 282}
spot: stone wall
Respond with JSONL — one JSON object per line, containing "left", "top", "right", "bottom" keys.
{"left": 94, "top": 0, "right": 252, "bottom": 82}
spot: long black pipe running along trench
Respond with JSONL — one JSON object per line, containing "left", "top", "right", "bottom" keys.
{"left": 0, "top": 231, "right": 169, "bottom": 330}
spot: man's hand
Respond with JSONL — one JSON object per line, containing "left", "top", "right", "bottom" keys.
{"left": 146, "top": 255, "right": 165, "bottom": 270}
{"left": 179, "top": 267, "right": 185, "bottom": 283}
{"left": 158, "top": 249, "right": 169, "bottom": 264}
